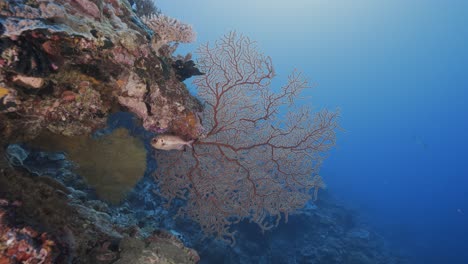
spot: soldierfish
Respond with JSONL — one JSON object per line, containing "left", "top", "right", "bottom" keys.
{"left": 151, "top": 135, "right": 194, "bottom": 151}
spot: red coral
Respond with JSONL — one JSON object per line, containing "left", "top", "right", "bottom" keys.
{"left": 0, "top": 201, "right": 57, "bottom": 264}
{"left": 154, "top": 32, "right": 338, "bottom": 243}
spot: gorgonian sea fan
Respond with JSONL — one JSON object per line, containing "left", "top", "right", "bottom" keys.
{"left": 154, "top": 31, "right": 338, "bottom": 244}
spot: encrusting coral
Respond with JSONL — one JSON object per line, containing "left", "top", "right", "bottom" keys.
{"left": 0, "top": 199, "right": 57, "bottom": 263}
{"left": 0, "top": 0, "right": 204, "bottom": 145}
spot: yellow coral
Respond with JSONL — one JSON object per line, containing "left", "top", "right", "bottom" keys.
{"left": 29, "top": 128, "right": 147, "bottom": 204}
{"left": 0, "top": 86, "right": 9, "bottom": 98}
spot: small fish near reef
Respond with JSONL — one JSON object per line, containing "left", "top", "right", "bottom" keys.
{"left": 151, "top": 135, "right": 194, "bottom": 151}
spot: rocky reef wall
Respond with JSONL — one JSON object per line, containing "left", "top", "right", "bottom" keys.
{"left": 0, "top": 0, "right": 203, "bottom": 144}
{"left": 0, "top": 0, "right": 205, "bottom": 262}
{"left": 0, "top": 167, "right": 199, "bottom": 263}
{"left": 0, "top": 1, "right": 409, "bottom": 263}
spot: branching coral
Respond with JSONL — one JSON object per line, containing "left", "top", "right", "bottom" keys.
{"left": 154, "top": 31, "right": 339, "bottom": 243}
{"left": 142, "top": 14, "right": 196, "bottom": 55}
{"left": 311, "top": 175, "right": 326, "bottom": 201}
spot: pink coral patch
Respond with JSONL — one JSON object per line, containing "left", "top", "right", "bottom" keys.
{"left": 73, "top": 0, "right": 100, "bottom": 19}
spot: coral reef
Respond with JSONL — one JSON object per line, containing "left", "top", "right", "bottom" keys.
{"left": 0, "top": 166, "right": 199, "bottom": 263}
{"left": 154, "top": 31, "right": 338, "bottom": 243}
{"left": 28, "top": 127, "right": 147, "bottom": 204}
{"left": 0, "top": 167, "right": 123, "bottom": 263}
{"left": 174, "top": 197, "right": 408, "bottom": 264}
{"left": 0, "top": 0, "right": 204, "bottom": 144}
{"left": 116, "top": 233, "right": 200, "bottom": 264}
{"left": 128, "top": 167, "right": 408, "bottom": 264}
{"left": 1, "top": 116, "right": 405, "bottom": 263}
{"left": 0, "top": 1, "right": 405, "bottom": 263}
{"left": 142, "top": 14, "right": 196, "bottom": 56}
{"left": 311, "top": 175, "right": 326, "bottom": 201}
{"left": 0, "top": 200, "right": 57, "bottom": 263}
{"left": 129, "top": 0, "right": 161, "bottom": 18}
{"left": 172, "top": 57, "right": 204, "bottom": 81}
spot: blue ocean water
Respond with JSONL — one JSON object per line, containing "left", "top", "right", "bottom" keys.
{"left": 158, "top": 1, "right": 468, "bottom": 263}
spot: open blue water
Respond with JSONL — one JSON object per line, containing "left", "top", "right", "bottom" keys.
{"left": 158, "top": 1, "right": 468, "bottom": 263}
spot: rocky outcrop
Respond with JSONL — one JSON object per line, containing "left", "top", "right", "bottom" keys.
{"left": 0, "top": 0, "right": 203, "bottom": 144}
{"left": 0, "top": 166, "right": 199, "bottom": 263}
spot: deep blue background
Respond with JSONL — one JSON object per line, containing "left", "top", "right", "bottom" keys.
{"left": 157, "top": 1, "right": 468, "bottom": 263}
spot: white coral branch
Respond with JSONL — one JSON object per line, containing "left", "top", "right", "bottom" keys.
{"left": 142, "top": 14, "right": 196, "bottom": 54}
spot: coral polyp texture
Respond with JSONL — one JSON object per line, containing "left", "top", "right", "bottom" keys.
{"left": 0, "top": 0, "right": 204, "bottom": 144}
